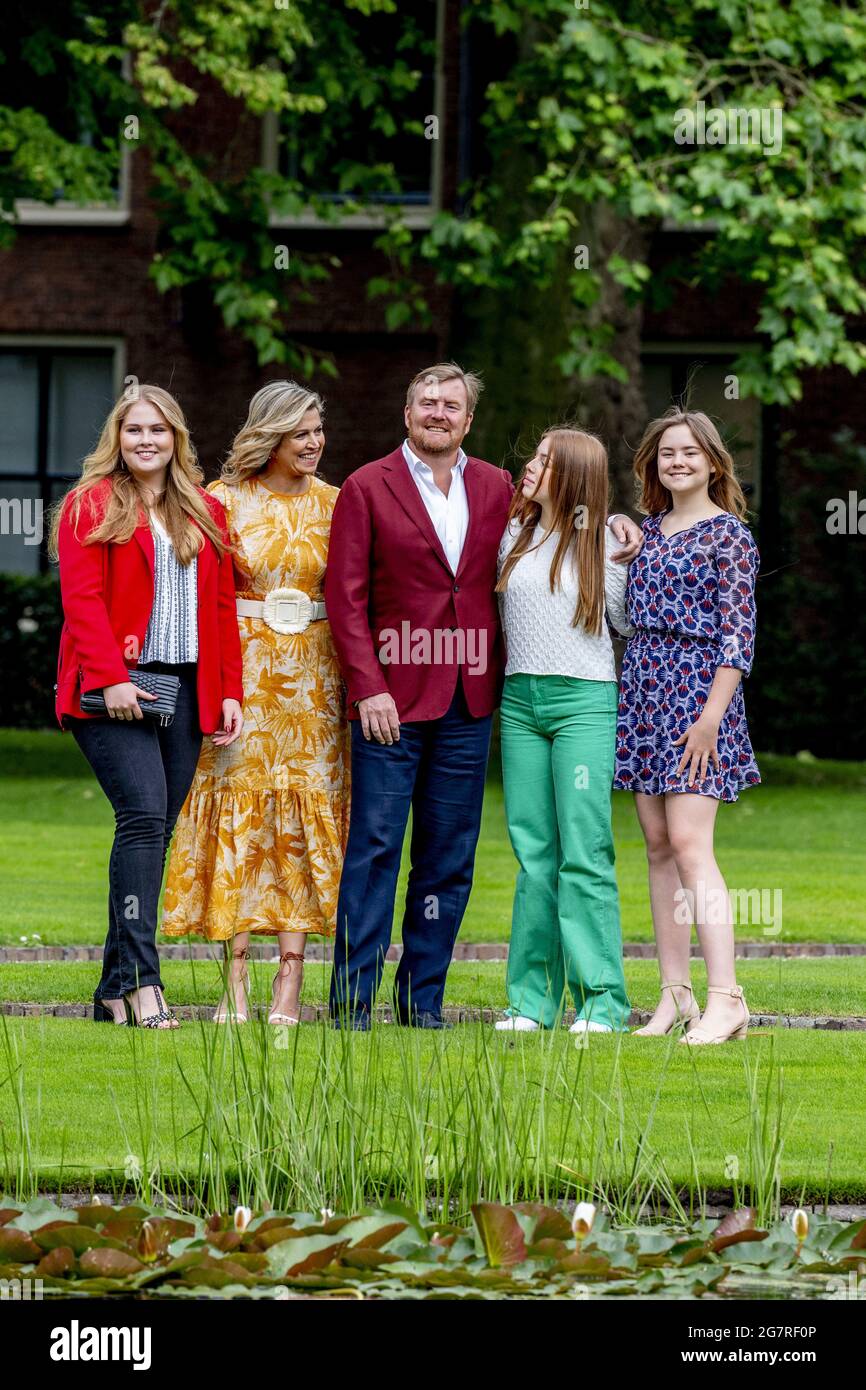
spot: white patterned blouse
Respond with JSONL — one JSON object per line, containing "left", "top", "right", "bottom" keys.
{"left": 138, "top": 510, "right": 199, "bottom": 665}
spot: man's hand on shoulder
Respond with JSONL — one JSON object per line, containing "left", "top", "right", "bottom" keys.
{"left": 357, "top": 692, "right": 401, "bottom": 744}
{"left": 608, "top": 513, "right": 644, "bottom": 564}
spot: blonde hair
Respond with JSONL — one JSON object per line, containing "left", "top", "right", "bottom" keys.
{"left": 634, "top": 408, "right": 748, "bottom": 519}
{"left": 495, "top": 427, "right": 610, "bottom": 637}
{"left": 405, "top": 361, "right": 483, "bottom": 415}
{"left": 220, "top": 380, "right": 325, "bottom": 486}
{"left": 48, "top": 385, "right": 225, "bottom": 565}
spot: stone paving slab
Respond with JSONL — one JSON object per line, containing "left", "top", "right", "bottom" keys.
{"left": 4, "top": 1000, "right": 866, "bottom": 1030}
{"left": 3, "top": 941, "right": 866, "bottom": 964}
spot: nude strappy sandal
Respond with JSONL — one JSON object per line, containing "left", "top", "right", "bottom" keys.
{"left": 213, "top": 947, "right": 251, "bottom": 1024}
{"left": 268, "top": 949, "right": 304, "bottom": 1026}
{"left": 632, "top": 981, "right": 701, "bottom": 1036}
{"left": 679, "top": 984, "right": 750, "bottom": 1045}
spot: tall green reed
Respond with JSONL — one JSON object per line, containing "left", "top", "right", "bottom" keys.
{"left": 0, "top": 997, "right": 795, "bottom": 1226}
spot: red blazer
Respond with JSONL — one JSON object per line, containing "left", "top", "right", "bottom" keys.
{"left": 324, "top": 447, "right": 514, "bottom": 722}
{"left": 55, "top": 478, "right": 244, "bottom": 734}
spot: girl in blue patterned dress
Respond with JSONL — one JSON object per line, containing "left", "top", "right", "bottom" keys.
{"left": 613, "top": 409, "right": 760, "bottom": 1045}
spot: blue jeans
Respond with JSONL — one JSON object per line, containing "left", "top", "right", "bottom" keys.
{"left": 329, "top": 682, "right": 492, "bottom": 1021}
{"left": 67, "top": 662, "right": 202, "bottom": 1000}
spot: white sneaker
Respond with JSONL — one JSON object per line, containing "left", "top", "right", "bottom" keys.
{"left": 494, "top": 1015, "right": 539, "bottom": 1032}
{"left": 569, "top": 1019, "right": 613, "bottom": 1035}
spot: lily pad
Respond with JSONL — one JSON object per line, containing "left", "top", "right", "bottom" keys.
{"left": 35, "top": 1245, "right": 78, "bottom": 1278}
{"left": 334, "top": 1215, "right": 410, "bottom": 1249}
{"left": 182, "top": 1261, "right": 256, "bottom": 1289}
{"left": 471, "top": 1203, "right": 527, "bottom": 1268}
{"left": 79, "top": 1247, "right": 146, "bottom": 1277}
{"left": 0, "top": 1227, "right": 42, "bottom": 1262}
{"left": 33, "top": 1226, "right": 120, "bottom": 1255}
{"left": 513, "top": 1203, "right": 573, "bottom": 1243}
{"left": 206, "top": 1230, "right": 243, "bottom": 1253}
{"left": 340, "top": 1248, "right": 403, "bottom": 1269}
{"left": 265, "top": 1234, "right": 349, "bottom": 1278}
{"left": 5, "top": 1199, "right": 70, "bottom": 1231}
{"left": 710, "top": 1209, "right": 769, "bottom": 1254}
{"left": 551, "top": 1251, "right": 612, "bottom": 1277}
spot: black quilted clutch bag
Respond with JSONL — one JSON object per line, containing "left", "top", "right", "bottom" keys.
{"left": 79, "top": 668, "right": 181, "bottom": 726}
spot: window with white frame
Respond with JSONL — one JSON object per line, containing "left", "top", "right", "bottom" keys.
{"left": 10, "top": 25, "right": 131, "bottom": 227}
{"left": 0, "top": 345, "right": 121, "bottom": 575}
{"left": 265, "top": 0, "right": 442, "bottom": 228}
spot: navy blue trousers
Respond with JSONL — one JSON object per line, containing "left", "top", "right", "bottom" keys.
{"left": 329, "top": 681, "right": 492, "bottom": 1021}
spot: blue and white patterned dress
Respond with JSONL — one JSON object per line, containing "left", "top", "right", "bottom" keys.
{"left": 613, "top": 511, "right": 761, "bottom": 802}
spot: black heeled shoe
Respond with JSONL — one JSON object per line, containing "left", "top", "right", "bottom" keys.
{"left": 124, "top": 985, "right": 180, "bottom": 1030}
{"left": 93, "top": 998, "right": 128, "bottom": 1025}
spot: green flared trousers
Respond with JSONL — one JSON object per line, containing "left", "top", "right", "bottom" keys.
{"left": 500, "top": 674, "right": 631, "bottom": 1030}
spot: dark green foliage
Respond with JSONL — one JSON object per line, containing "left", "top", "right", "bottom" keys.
{"left": 752, "top": 431, "right": 866, "bottom": 758}
{"left": 0, "top": 574, "right": 63, "bottom": 729}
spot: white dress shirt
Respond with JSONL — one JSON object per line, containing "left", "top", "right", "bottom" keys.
{"left": 402, "top": 438, "right": 469, "bottom": 574}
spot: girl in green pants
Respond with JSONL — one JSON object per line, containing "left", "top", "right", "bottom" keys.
{"left": 494, "top": 428, "right": 633, "bottom": 1034}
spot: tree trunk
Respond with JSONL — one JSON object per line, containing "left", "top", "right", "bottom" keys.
{"left": 452, "top": 201, "right": 649, "bottom": 514}
{"left": 577, "top": 202, "right": 651, "bottom": 512}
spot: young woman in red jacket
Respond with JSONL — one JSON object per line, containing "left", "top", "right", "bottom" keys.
{"left": 49, "top": 385, "right": 244, "bottom": 1028}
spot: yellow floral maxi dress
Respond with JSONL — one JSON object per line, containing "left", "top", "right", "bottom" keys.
{"left": 161, "top": 475, "right": 350, "bottom": 938}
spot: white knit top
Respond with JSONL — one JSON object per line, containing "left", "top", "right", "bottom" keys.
{"left": 139, "top": 510, "right": 199, "bottom": 665}
{"left": 497, "top": 521, "right": 633, "bottom": 680}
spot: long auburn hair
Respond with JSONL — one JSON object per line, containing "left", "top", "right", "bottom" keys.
{"left": 633, "top": 408, "right": 748, "bottom": 519}
{"left": 220, "top": 380, "right": 324, "bottom": 486}
{"left": 48, "top": 385, "right": 225, "bottom": 564}
{"left": 495, "top": 427, "right": 610, "bottom": 637}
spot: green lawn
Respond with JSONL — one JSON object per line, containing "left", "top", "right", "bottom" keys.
{"left": 1, "top": 729, "right": 864, "bottom": 947}
{"left": 0, "top": 1017, "right": 864, "bottom": 1203}
{"left": 2, "top": 732, "right": 863, "bottom": 1212}
{"left": 3, "top": 957, "right": 866, "bottom": 1019}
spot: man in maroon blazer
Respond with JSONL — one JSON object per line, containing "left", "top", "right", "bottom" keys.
{"left": 325, "top": 363, "right": 642, "bottom": 1028}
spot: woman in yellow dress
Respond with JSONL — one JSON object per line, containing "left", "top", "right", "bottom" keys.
{"left": 161, "top": 381, "right": 350, "bottom": 1024}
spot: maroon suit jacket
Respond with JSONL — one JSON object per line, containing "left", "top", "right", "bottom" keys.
{"left": 324, "top": 447, "right": 514, "bottom": 721}
{"left": 55, "top": 478, "right": 244, "bottom": 734}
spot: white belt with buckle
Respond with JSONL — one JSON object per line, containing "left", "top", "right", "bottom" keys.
{"left": 236, "top": 588, "right": 327, "bottom": 635}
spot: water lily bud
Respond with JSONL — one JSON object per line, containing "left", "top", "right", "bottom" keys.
{"left": 572, "top": 1202, "right": 596, "bottom": 1241}
{"left": 137, "top": 1220, "right": 158, "bottom": 1263}
{"left": 233, "top": 1205, "right": 252, "bottom": 1233}
{"left": 791, "top": 1209, "right": 809, "bottom": 1241}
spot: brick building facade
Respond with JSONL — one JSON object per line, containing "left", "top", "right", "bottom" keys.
{"left": 1, "top": 2, "right": 865, "bottom": 756}
{"left": 2, "top": 0, "right": 865, "bottom": 577}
